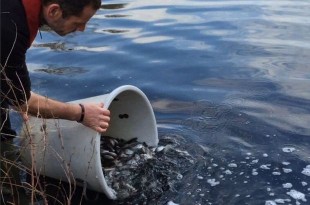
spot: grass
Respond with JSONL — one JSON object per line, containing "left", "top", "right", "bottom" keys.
{"left": 0, "top": 18, "right": 83, "bottom": 204}
{"left": 0, "top": 123, "right": 83, "bottom": 205}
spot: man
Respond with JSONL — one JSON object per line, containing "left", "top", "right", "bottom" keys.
{"left": 1, "top": 0, "right": 110, "bottom": 140}
{"left": 1, "top": 0, "right": 110, "bottom": 203}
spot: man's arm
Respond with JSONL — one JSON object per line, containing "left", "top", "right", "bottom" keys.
{"left": 20, "top": 92, "right": 110, "bottom": 133}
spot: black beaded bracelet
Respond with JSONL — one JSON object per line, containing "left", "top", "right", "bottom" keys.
{"left": 77, "top": 104, "right": 85, "bottom": 123}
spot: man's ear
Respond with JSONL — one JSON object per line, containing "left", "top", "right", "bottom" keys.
{"left": 46, "top": 3, "right": 62, "bottom": 18}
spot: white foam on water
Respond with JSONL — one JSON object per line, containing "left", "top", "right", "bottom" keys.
{"left": 207, "top": 178, "right": 220, "bottom": 186}
{"left": 228, "top": 163, "right": 237, "bottom": 168}
{"left": 197, "top": 174, "right": 203, "bottom": 179}
{"left": 282, "top": 161, "right": 290, "bottom": 165}
{"left": 301, "top": 181, "right": 307, "bottom": 186}
{"left": 282, "top": 183, "right": 293, "bottom": 189}
{"left": 272, "top": 171, "right": 281, "bottom": 176}
{"left": 286, "top": 189, "right": 307, "bottom": 202}
{"left": 301, "top": 165, "right": 310, "bottom": 176}
{"left": 167, "top": 201, "right": 179, "bottom": 205}
{"left": 263, "top": 153, "right": 269, "bottom": 157}
{"left": 224, "top": 169, "right": 232, "bottom": 175}
{"left": 265, "top": 200, "right": 277, "bottom": 205}
{"left": 275, "top": 198, "right": 291, "bottom": 203}
{"left": 283, "top": 168, "right": 292, "bottom": 173}
{"left": 260, "top": 164, "right": 271, "bottom": 169}
{"left": 282, "top": 147, "right": 296, "bottom": 153}
{"left": 252, "top": 169, "right": 258, "bottom": 175}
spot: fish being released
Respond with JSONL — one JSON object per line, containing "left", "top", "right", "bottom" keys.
{"left": 100, "top": 134, "right": 196, "bottom": 203}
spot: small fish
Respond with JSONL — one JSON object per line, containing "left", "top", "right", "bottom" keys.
{"left": 124, "top": 149, "right": 134, "bottom": 155}
{"left": 99, "top": 134, "right": 195, "bottom": 202}
{"left": 101, "top": 150, "right": 117, "bottom": 158}
{"left": 101, "top": 154, "right": 115, "bottom": 160}
{"left": 156, "top": 146, "right": 165, "bottom": 152}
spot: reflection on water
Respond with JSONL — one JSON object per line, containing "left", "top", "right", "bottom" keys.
{"left": 101, "top": 29, "right": 129, "bottom": 34}
{"left": 100, "top": 3, "right": 128, "bottom": 10}
{"left": 15, "top": 0, "right": 310, "bottom": 204}
{"left": 35, "top": 67, "right": 88, "bottom": 75}
{"left": 33, "top": 42, "right": 67, "bottom": 50}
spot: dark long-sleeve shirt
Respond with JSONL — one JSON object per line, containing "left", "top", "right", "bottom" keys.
{"left": 1, "top": 0, "right": 32, "bottom": 139}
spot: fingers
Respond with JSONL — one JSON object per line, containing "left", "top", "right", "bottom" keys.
{"left": 99, "top": 109, "right": 110, "bottom": 118}
{"left": 94, "top": 107, "right": 110, "bottom": 133}
{"left": 95, "top": 127, "right": 108, "bottom": 133}
{"left": 93, "top": 119, "right": 109, "bottom": 133}
{"left": 99, "top": 108, "right": 110, "bottom": 123}
{"left": 21, "top": 112, "right": 29, "bottom": 122}
{"left": 87, "top": 121, "right": 109, "bottom": 133}
{"left": 101, "top": 109, "right": 110, "bottom": 117}
{"left": 95, "top": 122, "right": 109, "bottom": 133}
{"left": 99, "top": 114, "right": 110, "bottom": 132}
{"left": 99, "top": 116, "right": 110, "bottom": 124}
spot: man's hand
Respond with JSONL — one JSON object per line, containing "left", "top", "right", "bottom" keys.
{"left": 80, "top": 103, "right": 110, "bottom": 133}
{"left": 21, "top": 92, "right": 111, "bottom": 133}
{"left": 21, "top": 112, "right": 29, "bottom": 122}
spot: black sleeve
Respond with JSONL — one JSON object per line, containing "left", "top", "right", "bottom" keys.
{"left": 1, "top": 11, "right": 31, "bottom": 106}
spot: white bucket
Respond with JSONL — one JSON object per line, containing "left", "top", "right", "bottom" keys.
{"left": 20, "top": 85, "right": 158, "bottom": 199}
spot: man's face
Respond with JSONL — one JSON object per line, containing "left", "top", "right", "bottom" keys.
{"left": 43, "top": 4, "right": 97, "bottom": 36}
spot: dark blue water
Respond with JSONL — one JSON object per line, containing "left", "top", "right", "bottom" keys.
{"left": 15, "top": 0, "right": 310, "bottom": 204}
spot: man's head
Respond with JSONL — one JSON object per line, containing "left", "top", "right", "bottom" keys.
{"left": 41, "top": 0, "right": 101, "bottom": 36}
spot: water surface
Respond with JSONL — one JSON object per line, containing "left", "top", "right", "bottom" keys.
{"left": 19, "top": 0, "right": 310, "bottom": 204}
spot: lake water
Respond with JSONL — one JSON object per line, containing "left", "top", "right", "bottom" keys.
{"left": 11, "top": 0, "right": 310, "bottom": 204}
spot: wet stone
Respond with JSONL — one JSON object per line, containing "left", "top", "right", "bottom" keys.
{"left": 100, "top": 134, "right": 196, "bottom": 202}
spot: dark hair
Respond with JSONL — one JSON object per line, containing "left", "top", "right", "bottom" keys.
{"left": 42, "top": 0, "right": 101, "bottom": 18}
